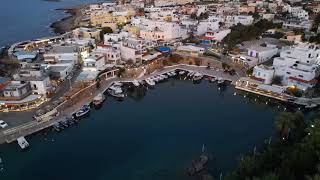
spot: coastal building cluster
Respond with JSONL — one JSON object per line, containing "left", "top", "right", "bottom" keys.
{"left": 0, "top": 0, "right": 320, "bottom": 141}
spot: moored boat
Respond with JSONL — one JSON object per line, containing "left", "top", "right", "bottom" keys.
{"left": 74, "top": 104, "right": 90, "bottom": 119}
{"left": 93, "top": 93, "right": 105, "bottom": 109}
{"left": 107, "top": 86, "right": 125, "bottom": 100}
{"left": 145, "top": 78, "right": 155, "bottom": 87}
{"left": 17, "top": 137, "right": 29, "bottom": 150}
{"left": 193, "top": 72, "right": 203, "bottom": 83}
{"left": 217, "top": 78, "right": 225, "bottom": 86}
{"left": 132, "top": 80, "right": 140, "bottom": 87}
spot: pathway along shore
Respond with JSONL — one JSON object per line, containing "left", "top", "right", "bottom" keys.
{"left": 0, "top": 64, "right": 237, "bottom": 145}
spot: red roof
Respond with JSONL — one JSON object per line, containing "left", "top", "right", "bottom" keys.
{"left": 251, "top": 76, "right": 265, "bottom": 81}
{"left": 97, "top": 44, "right": 111, "bottom": 48}
{"left": 288, "top": 77, "right": 317, "bottom": 84}
{"left": 199, "top": 36, "right": 215, "bottom": 41}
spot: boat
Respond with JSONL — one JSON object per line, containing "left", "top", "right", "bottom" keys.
{"left": 53, "top": 123, "right": 62, "bottom": 132}
{"left": 305, "top": 103, "right": 317, "bottom": 109}
{"left": 217, "top": 78, "right": 225, "bottom": 86}
{"left": 74, "top": 104, "right": 90, "bottom": 119}
{"left": 179, "top": 71, "right": 185, "bottom": 75}
{"left": 210, "top": 77, "right": 217, "bottom": 83}
{"left": 157, "top": 75, "right": 164, "bottom": 81}
{"left": 162, "top": 74, "right": 168, "bottom": 79}
{"left": 193, "top": 72, "right": 203, "bottom": 83}
{"left": 167, "top": 72, "right": 173, "bottom": 77}
{"left": 132, "top": 80, "right": 140, "bottom": 87}
{"left": 17, "top": 137, "right": 29, "bottom": 150}
{"left": 93, "top": 93, "right": 105, "bottom": 109}
{"left": 113, "top": 82, "right": 123, "bottom": 86}
{"left": 60, "top": 120, "right": 69, "bottom": 128}
{"left": 107, "top": 87, "right": 125, "bottom": 100}
{"left": 149, "top": 76, "right": 157, "bottom": 82}
{"left": 145, "top": 78, "right": 155, "bottom": 87}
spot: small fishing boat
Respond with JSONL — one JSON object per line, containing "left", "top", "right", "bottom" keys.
{"left": 217, "top": 78, "right": 225, "bottom": 86}
{"left": 145, "top": 78, "right": 155, "bottom": 87}
{"left": 113, "top": 82, "right": 123, "bottom": 86}
{"left": 132, "top": 80, "right": 140, "bottom": 87}
{"left": 179, "top": 70, "right": 185, "bottom": 75}
{"left": 17, "top": 137, "right": 29, "bottom": 150}
{"left": 53, "top": 123, "right": 62, "bottom": 132}
{"left": 193, "top": 72, "right": 203, "bottom": 83}
{"left": 107, "top": 86, "right": 125, "bottom": 100}
{"left": 210, "top": 77, "right": 217, "bottom": 83}
{"left": 157, "top": 75, "right": 164, "bottom": 81}
{"left": 60, "top": 120, "right": 69, "bottom": 128}
{"left": 74, "top": 104, "right": 90, "bottom": 119}
{"left": 93, "top": 93, "right": 105, "bottom": 109}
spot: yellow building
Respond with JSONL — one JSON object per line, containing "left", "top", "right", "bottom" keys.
{"left": 101, "top": 21, "right": 118, "bottom": 31}
{"left": 72, "top": 28, "right": 101, "bottom": 41}
{"left": 123, "top": 25, "right": 140, "bottom": 36}
{"left": 90, "top": 11, "right": 113, "bottom": 27}
{"left": 113, "top": 16, "right": 129, "bottom": 24}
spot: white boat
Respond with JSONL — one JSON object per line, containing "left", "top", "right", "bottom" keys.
{"left": 145, "top": 78, "right": 155, "bottom": 86}
{"left": 210, "top": 77, "right": 217, "bottom": 83}
{"left": 157, "top": 75, "right": 164, "bottom": 81}
{"left": 17, "top": 137, "right": 29, "bottom": 150}
{"left": 217, "top": 78, "right": 225, "bottom": 85}
{"left": 93, "top": 93, "right": 105, "bottom": 108}
{"left": 109, "top": 85, "right": 123, "bottom": 94}
{"left": 113, "top": 82, "right": 123, "bottom": 87}
{"left": 162, "top": 74, "right": 168, "bottom": 79}
{"left": 132, "top": 80, "right": 140, "bottom": 87}
{"left": 171, "top": 71, "right": 177, "bottom": 76}
{"left": 108, "top": 85, "right": 125, "bottom": 99}
{"left": 151, "top": 76, "right": 160, "bottom": 82}
{"left": 193, "top": 73, "right": 203, "bottom": 82}
{"left": 167, "top": 72, "right": 173, "bottom": 77}
{"left": 188, "top": 72, "right": 195, "bottom": 77}
{"left": 179, "top": 71, "right": 185, "bottom": 75}
{"left": 75, "top": 104, "right": 90, "bottom": 118}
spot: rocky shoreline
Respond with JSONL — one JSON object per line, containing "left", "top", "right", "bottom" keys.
{"left": 50, "top": 6, "right": 84, "bottom": 34}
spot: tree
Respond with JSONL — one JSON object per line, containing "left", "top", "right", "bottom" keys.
{"left": 272, "top": 76, "right": 282, "bottom": 85}
{"left": 275, "top": 112, "right": 296, "bottom": 138}
{"left": 99, "top": 27, "right": 113, "bottom": 41}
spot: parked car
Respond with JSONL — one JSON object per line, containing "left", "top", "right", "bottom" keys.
{"left": 0, "top": 120, "right": 8, "bottom": 128}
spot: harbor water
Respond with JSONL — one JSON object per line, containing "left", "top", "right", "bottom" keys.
{"left": 0, "top": 79, "right": 278, "bottom": 180}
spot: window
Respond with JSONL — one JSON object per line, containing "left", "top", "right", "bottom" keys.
{"left": 298, "top": 75, "right": 303, "bottom": 78}
{"left": 286, "top": 72, "right": 291, "bottom": 74}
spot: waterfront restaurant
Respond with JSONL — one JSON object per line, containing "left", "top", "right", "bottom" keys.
{"left": 0, "top": 95, "right": 46, "bottom": 112}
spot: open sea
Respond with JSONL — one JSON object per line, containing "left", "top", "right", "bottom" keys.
{"left": 0, "top": 79, "right": 279, "bottom": 180}
{"left": 0, "top": 0, "right": 106, "bottom": 47}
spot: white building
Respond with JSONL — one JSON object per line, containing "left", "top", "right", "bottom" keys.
{"left": 287, "top": 6, "right": 309, "bottom": 20}
{"left": 273, "top": 44, "right": 320, "bottom": 90}
{"left": 83, "top": 55, "right": 106, "bottom": 71}
{"left": 120, "top": 37, "right": 144, "bottom": 63}
{"left": 225, "top": 15, "right": 254, "bottom": 27}
{"left": 283, "top": 19, "right": 312, "bottom": 31}
{"left": 177, "top": 45, "right": 205, "bottom": 55}
{"left": 247, "top": 43, "right": 279, "bottom": 63}
{"left": 252, "top": 65, "right": 275, "bottom": 84}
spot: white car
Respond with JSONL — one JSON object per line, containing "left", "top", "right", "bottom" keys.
{"left": 0, "top": 120, "right": 8, "bottom": 128}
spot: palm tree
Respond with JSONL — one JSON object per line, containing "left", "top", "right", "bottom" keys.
{"left": 306, "top": 174, "right": 320, "bottom": 180}
{"left": 274, "top": 112, "right": 297, "bottom": 138}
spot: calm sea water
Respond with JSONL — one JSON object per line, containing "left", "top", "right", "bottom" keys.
{"left": 0, "top": 79, "right": 278, "bottom": 180}
{"left": 0, "top": 0, "right": 106, "bottom": 47}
